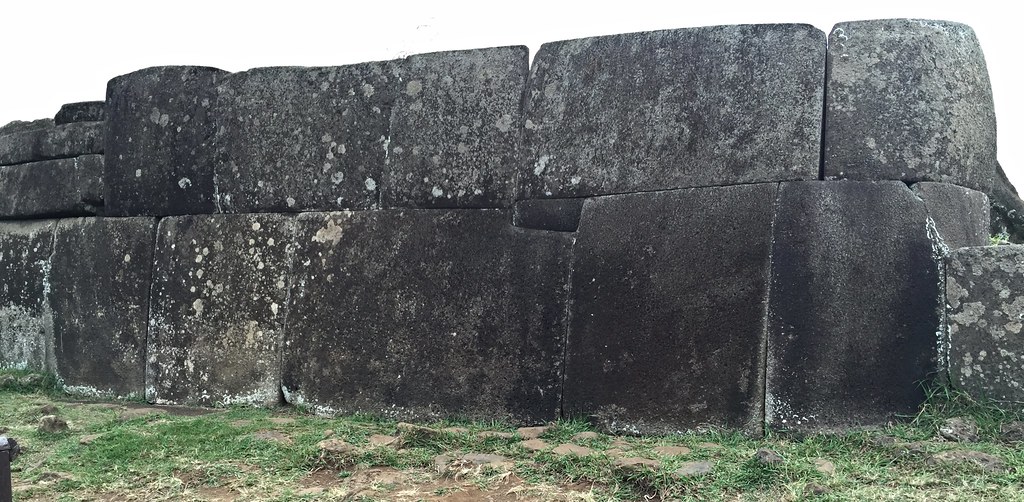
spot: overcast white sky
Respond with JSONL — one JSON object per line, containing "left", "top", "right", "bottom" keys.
{"left": 2, "top": 1, "right": 1020, "bottom": 188}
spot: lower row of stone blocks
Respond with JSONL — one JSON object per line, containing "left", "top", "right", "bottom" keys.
{"left": 0, "top": 180, "right": 1005, "bottom": 432}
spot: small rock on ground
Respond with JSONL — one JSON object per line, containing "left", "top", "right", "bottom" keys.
{"left": 322, "top": 429, "right": 335, "bottom": 438}
{"left": 318, "top": 439, "right": 357, "bottom": 455}
{"left": 813, "top": 458, "right": 835, "bottom": 476}
{"left": 939, "top": 417, "right": 979, "bottom": 442}
{"left": 613, "top": 457, "right": 661, "bottom": 472}
{"left": 461, "top": 453, "right": 512, "bottom": 466}
{"left": 806, "top": 482, "right": 830, "bottom": 496}
{"left": 516, "top": 426, "right": 551, "bottom": 439}
{"left": 754, "top": 449, "right": 784, "bottom": 466}
{"left": 927, "top": 450, "right": 1006, "bottom": 472}
{"left": 571, "top": 431, "right": 600, "bottom": 441}
{"left": 38, "top": 415, "right": 68, "bottom": 433}
{"left": 552, "top": 444, "right": 594, "bottom": 457}
{"left": 368, "top": 434, "right": 399, "bottom": 447}
{"left": 999, "top": 421, "right": 1024, "bottom": 443}
{"left": 442, "top": 426, "right": 469, "bottom": 434}
{"left": 433, "top": 454, "right": 453, "bottom": 473}
{"left": 674, "top": 461, "right": 714, "bottom": 478}
{"left": 397, "top": 422, "right": 442, "bottom": 441}
{"left": 477, "top": 431, "right": 515, "bottom": 440}
{"left": 653, "top": 445, "right": 691, "bottom": 456}
{"left": 519, "top": 439, "right": 550, "bottom": 452}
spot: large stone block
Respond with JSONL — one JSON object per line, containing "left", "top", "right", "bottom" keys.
{"left": 383, "top": 47, "right": 527, "bottom": 208}
{"left": 562, "top": 184, "right": 778, "bottom": 434}
{"left": 0, "top": 118, "right": 53, "bottom": 137}
{"left": 147, "top": 214, "right": 295, "bottom": 406}
{"left": 824, "top": 20, "right": 996, "bottom": 192}
{"left": 213, "top": 62, "right": 400, "bottom": 213}
{"left": 0, "top": 122, "right": 104, "bottom": 166}
{"left": 0, "top": 155, "right": 104, "bottom": 219}
{"left": 913, "top": 182, "right": 990, "bottom": 249}
{"left": 946, "top": 245, "right": 1024, "bottom": 403}
{"left": 0, "top": 220, "right": 56, "bottom": 372}
{"left": 54, "top": 101, "right": 106, "bottom": 124}
{"left": 766, "top": 181, "right": 941, "bottom": 431}
{"left": 282, "top": 210, "right": 572, "bottom": 423}
{"left": 50, "top": 217, "right": 155, "bottom": 397}
{"left": 519, "top": 24, "right": 823, "bottom": 199}
{"left": 105, "top": 66, "right": 229, "bottom": 216}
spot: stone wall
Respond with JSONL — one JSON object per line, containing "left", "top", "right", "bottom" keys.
{"left": 0, "top": 18, "right": 1014, "bottom": 431}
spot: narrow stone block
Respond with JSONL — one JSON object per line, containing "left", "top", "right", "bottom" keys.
{"left": 54, "top": 101, "right": 106, "bottom": 124}
{"left": 0, "top": 220, "right": 56, "bottom": 372}
{"left": 0, "top": 118, "right": 53, "bottom": 137}
{"left": 913, "top": 182, "right": 990, "bottom": 249}
{"left": 0, "top": 122, "right": 104, "bottom": 166}
{"left": 0, "top": 155, "right": 104, "bottom": 219}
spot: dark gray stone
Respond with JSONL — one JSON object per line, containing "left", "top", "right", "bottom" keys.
{"left": 913, "top": 182, "right": 990, "bottom": 249}
{"left": 512, "top": 198, "right": 584, "bottom": 232}
{"left": 0, "top": 220, "right": 56, "bottom": 372}
{"left": 0, "top": 122, "right": 104, "bottom": 166}
{"left": 54, "top": 101, "right": 106, "bottom": 124}
{"left": 213, "top": 62, "right": 401, "bottom": 213}
{"left": 989, "top": 162, "right": 1024, "bottom": 243}
{"left": 946, "top": 245, "right": 1024, "bottom": 403}
{"left": 563, "top": 184, "right": 778, "bottom": 434}
{"left": 281, "top": 210, "right": 571, "bottom": 423}
{"left": 147, "top": 214, "right": 295, "bottom": 406}
{"left": 383, "top": 47, "right": 527, "bottom": 208}
{"left": 0, "top": 155, "right": 104, "bottom": 219}
{"left": 0, "top": 118, "right": 53, "bottom": 137}
{"left": 766, "top": 181, "right": 941, "bottom": 431}
{"left": 104, "top": 66, "right": 229, "bottom": 216}
{"left": 824, "top": 20, "right": 996, "bottom": 192}
{"left": 519, "top": 24, "right": 823, "bottom": 199}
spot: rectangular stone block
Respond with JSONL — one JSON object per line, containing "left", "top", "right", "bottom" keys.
{"left": 0, "top": 220, "right": 57, "bottom": 372}
{"left": 519, "top": 24, "right": 823, "bottom": 199}
{"left": 562, "top": 184, "right": 778, "bottom": 434}
{"left": 0, "top": 118, "right": 52, "bottom": 137}
{"left": 383, "top": 47, "right": 527, "bottom": 208}
{"left": 0, "top": 155, "right": 104, "bottom": 219}
{"left": 54, "top": 101, "right": 106, "bottom": 125}
{"left": 147, "top": 214, "right": 295, "bottom": 406}
{"left": 913, "top": 182, "right": 990, "bottom": 249}
{"left": 50, "top": 217, "right": 155, "bottom": 397}
{"left": 213, "top": 62, "right": 401, "bottom": 213}
{"left": 824, "top": 20, "right": 996, "bottom": 191}
{"left": 282, "top": 210, "right": 572, "bottom": 423}
{"left": 766, "top": 181, "right": 941, "bottom": 431}
{"left": 0, "top": 122, "right": 103, "bottom": 166}
{"left": 946, "top": 245, "right": 1024, "bottom": 403}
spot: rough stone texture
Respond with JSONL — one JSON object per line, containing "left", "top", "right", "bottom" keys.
{"left": 147, "top": 213, "right": 295, "bottom": 406}
{"left": 213, "top": 62, "right": 401, "bottom": 213}
{"left": 511, "top": 198, "right": 584, "bottom": 232}
{"left": 519, "top": 24, "right": 823, "bottom": 199}
{"left": 913, "top": 182, "right": 990, "bottom": 249}
{"left": 383, "top": 47, "right": 527, "bottom": 208}
{"left": 54, "top": 101, "right": 106, "bottom": 124}
{"left": 50, "top": 217, "right": 155, "bottom": 397}
{"left": 563, "top": 184, "right": 778, "bottom": 434}
{"left": 0, "top": 122, "right": 103, "bottom": 166}
{"left": 0, "top": 220, "right": 56, "bottom": 372}
{"left": 824, "top": 19, "right": 996, "bottom": 192}
{"left": 767, "top": 181, "right": 941, "bottom": 431}
{"left": 0, "top": 118, "right": 53, "bottom": 137}
{"left": 282, "top": 210, "right": 571, "bottom": 424}
{"left": 0, "top": 155, "right": 104, "bottom": 219}
{"left": 989, "top": 162, "right": 1024, "bottom": 243}
{"left": 105, "top": 66, "right": 229, "bottom": 216}
{"left": 946, "top": 245, "right": 1024, "bottom": 403}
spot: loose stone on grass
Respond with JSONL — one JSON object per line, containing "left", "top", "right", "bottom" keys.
{"left": 477, "top": 431, "right": 515, "bottom": 440}
{"left": 442, "top": 426, "right": 469, "bottom": 435}
{"left": 806, "top": 482, "right": 830, "bottom": 496}
{"left": 614, "top": 457, "right": 661, "bottom": 473}
{"left": 368, "top": 434, "right": 400, "bottom": 447}
{"left": 516, "top": 425, "right": 551, "bottom": 439}
{"left": 460, "top": 453, "right": 513, "bottom": 467}
{"left": 653, "top": 445, "right": 691, "bottom": 457}
{"left": 552, "top": 444, "right": 595, "bottom": 457}
{"left": 999, "top": 421, "right": 1024, "bottom": 443}
{"left": 813, "top": 458, "right": 836, "bottom": 476}
{"left": 519, "top": 439, "right": 550, "bottom": 452}
{"left": 571, "top": 431, "right": 600, "bottom": 441}
{"left": 927, "top": 450, "right": 1007, "bottom": 473}
{"left": 38, "top": 415, "right": 69, "bottom": 433}
{"left": 754, "top": 449, "right": 784, "bottom": 466}
{"left": 939, "top": 417, "right": 980, "bottom": 443}
{"left": 674, "top": 461, "right": 714, "bottom": 478}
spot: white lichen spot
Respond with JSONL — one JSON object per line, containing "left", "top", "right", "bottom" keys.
{"left": 276, "top": 279, "right": 286, "bottom": 289}
{"left": 135, "top": 169, "right": 142, "bottom": 178}
{"left": 362, "top": 83, "right": 375, "bottom": 97}
{"left": 431, "top": 186, "right": 444, "bottom": 198}
{"left": 267, "top": 237, "right": 275, "bottom": 246}
{"left": 533, "top": 155, "right": 552, "bottom": 176}
{"left": 312, "top": 218, "right": 344, "bottom": 244}
{"left": 331, "top": 172, "right": 345, "bottom": 185}
{"left": 178, "top": 177, "right": 192, "bottom": 189}
{"left": 123, "top": 254, "right": 131, "bottom": 263}
{"left": 364, "top": 178, "right": 377, "bottom": 191}
{"left": 192, "top": 298, "right": 204, "bottom": 316}
{"left": 321, "top": 133, "right": 332, "bottom": 143}
{"left": 195, "top": 254, "right": 203, "bottom": 263}
{"left": 196, "top": 269, "right": 204, "bottom": 279}
{"left": 252, "top": 221, "right": 262, "bottom": 231}
{"left": 271, "top": 302, "right": 280, "bottom": 316}
{"left": 202, "top": 247, "right": 209, "bottom": 256}
{"left": 286, "top": 197, "right": 296, "bottom": 207}
{"left": 570, "top": 175, "right": 582, "bottom": 185}
{"left": 524, "top": 119, "right": 537, "bottom": 130}
{"left": 149, "top": 107, "right": 162, "bottom": 124}
{"left": 495, "top": 114, "right": 513, "bottom": 132}
{"left": 457, "top": 142, "right": 468, "bottom": 154}
{"left": 405, "top": 80, "right": 423, "bottom": 96}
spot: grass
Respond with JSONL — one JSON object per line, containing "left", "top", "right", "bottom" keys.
{"left": 2, "top": 373, "right": 1023, "bottom": 500}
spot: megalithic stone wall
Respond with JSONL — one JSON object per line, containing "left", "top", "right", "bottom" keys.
{"left": 0, "top": 18, "right": 1014, "bottom": 432}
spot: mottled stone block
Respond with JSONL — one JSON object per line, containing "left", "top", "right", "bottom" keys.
{"left": 913, "top": 182, "right": 990, "bottom": 249}
{"left": 54, "top": 101, "right": 106, "bottom": 124}
{"left": 0, "top": 220, "right": 56, "bottom": 372}
{"left": 0, "top": 155, "right": 104, "bottom": 219}
{"left": 147, "top": 214, "right": 295, "bottom": 406}
{"left": 0, "top": 118, "right": 53, "bottom": 137}
{"left": 824, "top": 19, "right": 996, "bottom": 192}
{"left": 50, "top": 217, "right": 155, "bottom": 397}
{"left": 947, "top": 246, "right": 1024, "bottom": 403}
{"left": 520, "top": 24, "right": 823, "bottom": 199}
{"left": 563, "top": 184, "right": 778, "bottom": 434}
{"left": 282, "top": 210, "right": 572, "bottom": 423}
{"left": 512, "top": 198, "right": 584, "bottom": 232}
{"left": 767, "top": 181, "right": 941, "bottom": 431}
{"left": 0, "top": 122, "right": 104, "bottom": 166}
{"left": 383, "top": 47, "right": 527, "bottom": 208}
{"left": 105, "top": 66, "right": 229, "bottom": 216}
{"left": 213, "top": 62, "right": 401, "bottom": 213}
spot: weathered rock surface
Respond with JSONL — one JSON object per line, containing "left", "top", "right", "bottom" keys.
{"left": 54, "top": 101, "right": 106, "bottom": 124}
{"left": 0, "top": 118, "right": 53, "bottom": 137}
{"left": 519, "top": 24, "right": 823, "bottom": 199}
{"left": 946, "top": 245, "right": 1024, "bottom": 403}
{"left": 767, "top": 181, "right": 941, "bottom": 431}
{"left": 938, "top": 417, "right": 980, "bottom": 442}
{"left": 0, "top": 155, "right": 104, "bottom": 219}
{"left": 281, "top": 210, "right": 571, "bottom": 423}
{"left": 989, "top": 162, "right": 1024, "bottom": 243}
{"left": 0, "top": 220, "right": 56, "bottom": 372}
{"left": 147, "top": 214, "right": 295, "bottom": 406}
{"left": 824, "top": 19, "right": 996, "bottom": 191}
{"left": 50, "top": 217, "right": 155, "bottom": 397}
{"left": 0, "top": 122, "right": 103, "bottom": 166}
{"left": 913, "top": 182, "right": 989, "bottom": 249}
{"left": 104, "top": 66, "right": 229, "bottom": 216}
{"left": 383, "top": 47, "right": 527, "bottom": 208}
{"left": 563, "top": 184, "right": 777, "bottom": 434}
{"left": 511, "top": 198, "right": 584, "bottom": 232}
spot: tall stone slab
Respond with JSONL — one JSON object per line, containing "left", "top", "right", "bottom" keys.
{"left": 0, "top": 220, "right": 56, "bottom": 372}
{"left": 913, "top": 182, "right": 990, "bottom": 249}
{"left": 383, "top": 47, "right": 527, "bottom": 208}
{"left": 824, "top": 20, "right": 996, "bottom": 192}
{"left": 519, "top": 24, "right": 823, "bottom": 199}
{"left": 105, "top": 66, "right": 229, "bottom": 216}
{"left": 562, "top": 184, "right": 778, "bottom": 434}
{"left": 50, "top": 217, "right": 155, "bottom": 397}
{"left": 766, "top": 181, "right": 941, "bottom": 431}
{"left": 946, "top": 245, "right": 1024, "bottom": 403}
{"left": 213, "top": 62, "right": 401, "bottom": 213}
{"left": 0, "top": 155, "right": 104, "bottom": 219}
{"left": 0, "top": 122, "right": 104, "bottom": 166}
{"left": 147, "top": 214, "right": 294, "bottom": 406}
{"left": 282, "top": 210, "right": 572, "bottom": 423}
